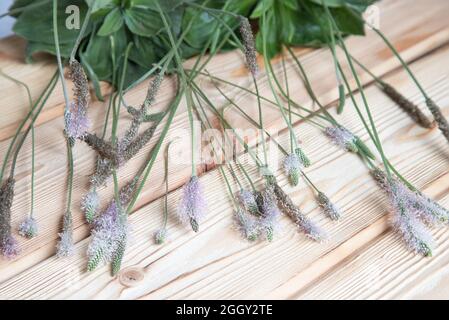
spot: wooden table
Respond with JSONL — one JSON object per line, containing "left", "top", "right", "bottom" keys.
{"left": 0, "top": 0, "right": 449, "bottom": 299}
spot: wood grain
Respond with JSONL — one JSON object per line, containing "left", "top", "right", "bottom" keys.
{"left": 1, "top": 38, "right": 448, "bottom": 298}
{"left": 0, "top": 0, "right": 449, "bottom": 299}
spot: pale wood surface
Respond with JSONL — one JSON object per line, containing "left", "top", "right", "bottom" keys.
{"left": 0, "top": 0, "right": 449, "bottom": 299}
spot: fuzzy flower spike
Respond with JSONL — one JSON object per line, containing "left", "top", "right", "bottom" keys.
{"left": 81, "top": 188, "right": 100, "bottom": 224}
{"left": 266, "top": 177, "right": 327, "bottom": 241}
{"left": 234, "top": 208, "right": 260, "bottom": 242}
{"left": 87, "top": 178, "right": 137, "bottom": 273}
{"left": 178, "top": 176, "right": 207, "bottom": 232}
{"left": 426, "top": 98, "right": 449, "bottom": 143}
{"left": 372, "top": 169, "right": 435, "bottom": 256}
{"left": 372, "top": 168, "right": 449, "bottom": 225}
{"left": 0, "top": 177, "right": 20, "bottom": 259}
{"left": 18, "top": 216, "right": 38, "bottom": 239}
{"left": 56, "top": 211, "right": 75, "bottom": 258}
{"left": 237, "top": 189, "right": 259, "bottom": 215}
{"left": 239, "top": 16, "right": 258, "bottom": 76}
{"left": 325, "top": 126, "right": 358, "bottom": 153}
{"left": 317, "top": 192, "right": 342, "bottom": 221}
{"left": 65, "top": 59, "right": 90, "bottom": 139}
{"left": 257, "top": 189, "right": 281, "bottom": 241}
{"left": 283, "top": 153, "right": 302, "bottom": 186}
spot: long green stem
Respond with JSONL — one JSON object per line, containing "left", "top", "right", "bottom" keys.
{"left": 126, "top": 88, "right": 184, "bottom": 214}
{"left": 0, "top": 71, "right": 35, "bottom": 215}
{"left": 262, "top": 13, "right": 297, "bottom": 151}
{"left": 191, "top": 70, "right": 327, "bottom": 128}
{"left": 323, "top": 5, "right": 391, "bottom": 177}
{"left": 52, "top": 0, "right": 70, "bottom": 112}
{"left": 69, "top": 0, "right": 95, "bottom": 63}
{"left": 65, "top": 134, "right": 74, "bottom": 213}
{"left": 281, "top": 55, "right": 294, "bottom": 153}
{"left": 8, "top": 74, "right": 59, "bottom": 178}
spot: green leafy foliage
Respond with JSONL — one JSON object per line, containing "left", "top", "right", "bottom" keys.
{"left": 9, "top": 0, "right": 375, "bottom": 89}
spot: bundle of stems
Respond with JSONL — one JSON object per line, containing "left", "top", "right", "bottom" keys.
{"left": 0, "top": 0, "right": 448, "bottom": 274}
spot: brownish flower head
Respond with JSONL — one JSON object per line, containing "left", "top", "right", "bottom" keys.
{"left": 382, "top": 83, "right": 434, "bottom": 129}
{"left": 82, "top": 133, "right": 117, "bottom": 163}
{"left": 239, "top": 16, "right": 258, "bottom": 76}
{"left": 270, "top": 182, "right": 327, "bottom": 241}
{"left": 65, "top": 59, "right": 90, "bottom": 139}
{"left": 317, "top": 192, "right": 342, "bottom": 221}
{"left": 426, "top": 98, "right": 449, "bottom": 143}
{"left": 0, "top": 177, "right": 17, "bottom": 257}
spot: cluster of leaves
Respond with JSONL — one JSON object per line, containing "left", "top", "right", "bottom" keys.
{"left": 10, "top": 0, "right": 376, "bottom": 91}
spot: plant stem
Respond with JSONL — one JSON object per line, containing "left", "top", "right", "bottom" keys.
{"left": 0, "top": 70, "right": 35, "bottom": 216}
{"left": 8, "top": 74, "right": 59, "bottom": 178}
{"left": 323, "top": 5, "right": 391, "bottom": 177}
{"left": 70, "top": 0, "right": 95, "bottom": 63}
{"left": 52, "top": 0, "right": 70, "bottom": 113}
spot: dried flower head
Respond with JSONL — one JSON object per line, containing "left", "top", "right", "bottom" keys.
{"left": 86, "top": 178, "right": 138, "bottom": 272}
{"left": 56, "top": 211, "right": 74, "bottom": 258}
{"left": 426, "top": 98, "right": 449, "bottom": 143}
{"left": 234, "top": 208, "right": 260, "bottom": 242}
{"left": 119, "top": 74, "right": 163, "bottom": 155}
{"left": 270, "top": 182, "right": 327, "bottom": 241}
{"left": 81, "top": 189, "right": 100, "bottom": 224}
{"left": 391, "top": 209, "right": 434, "bottom": 257}
{"left": 81, "top": 133, "right": 116, "bottom": 162}
{"left": 178, "top": 176, "right": 207, "bottom": 233}
{"left": 119, "top": 123, "right": 158, "bottom": 164}
{"left": 372, "top": 168, "right": 449, "bottom": 225}
{"left": 283, "top": 153, "right": 302, "bottom": 186}
{"left": 372, "top": 168, "right": 437, "bottom": 256}
{"left": 143, "top": 73, "right": 163, "bottom": 110}
{"left": 64, "top": 102, "right": 90, "bottom": 140}
{"left": 0, "top": 177, "right": 17, "bottom": 258}
{"left": 239, "top": 16, "right": 258, "bottom": 76}
{"left": 237, "top": 189, "right": 259, "bottom": 215}
{"left": 1, "top": 235, "right": 19, "bottom": 259}
{"left": 18, "top": 216, "right": 38, "bottom": 239}
{"left": 317, "top": 192, "right": 342, "bottom": 221}
{"left": 154, "top": 228, "right": 167, "bottom": 245}
{"left": 65, "top": 59, "right": 90, "bottom": 139}
{"left": 382, "top": 83, "right": 434, "bottom": 129}
{"left": 295, "top": 147, "right": 311, "bottom": 168}
{"left": 257, "top": 189, "right": 281, "bottom": 241}
{"left": 87, "top": 201, "right": 129, "bottom": 272}
{"left": 324, "top": 126, "right": 358, "bottom": 153}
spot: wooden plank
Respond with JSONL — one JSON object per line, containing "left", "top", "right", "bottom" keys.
{"left": 0, "top": 37, "right": 112, "bottom": 142}
{"left": 0, "top": 40, "right": 448, "bottom": 298}
{"left": 1, "top": 0, "right": 449, "bottom": 143}
{"left": 1, "top": 0, "right": 448, "bottom": 284}
{"left": 294, "top": 180, "right": 449, "bottom": 300}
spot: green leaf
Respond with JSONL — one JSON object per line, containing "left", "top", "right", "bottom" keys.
{"left": 128, "top": 35, "right": 159, "bottom": 68}
{"left": 13, "top": 0, "right": 90, "bottom": 45}
{"left": 79, "top": 51, "right": 105, "bottom": 101}
{"left": 309, "top": 0, "right": 375, "bottom": 9}
{"left": 131, "top": 0, "right": 186, "bottom": 12}
{"left": 283, "top": 0, "right": 299, "bottom": 10}
{"left": 97, "top": 7, "right": 124, "bottom": 36}
{"left": 82, "top": 26, "right": 128, "bottom": 83}
{"left": 255, "top": 10, "right": 281, "bottom": 59}
{"left": 123, "top": 6, "right": 163, "bottom": 37}
{"left": 25, "top": 40, "right": 73, "bottom": 61}
{"left": 250, "top": 0, "right": 273, "bottom": 18}
{"left": 332, "top": 6, "right": 365, "bottom": 35}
